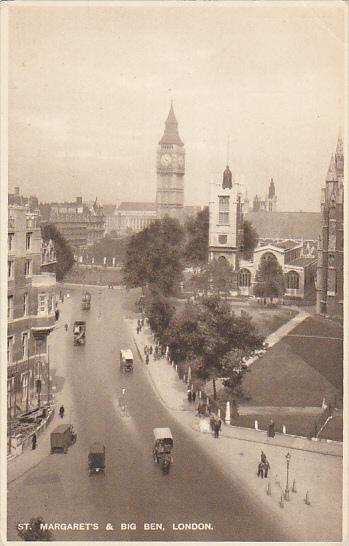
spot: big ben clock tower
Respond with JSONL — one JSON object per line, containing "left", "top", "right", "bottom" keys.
{"left": 156, "top": 102, "right": 185, "bottom": 219}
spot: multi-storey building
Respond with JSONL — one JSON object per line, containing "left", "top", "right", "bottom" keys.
{"left": 8, "top": 205, "right": 57, "bottom": 418}
{"left": 316, "top": 135, "right": 344, "bottom": 317}
{"left": 156, "top": 102, "right": 185, "bottom": 219}
{"left": 45, "top": 196, "right": 105, "bottom": 252}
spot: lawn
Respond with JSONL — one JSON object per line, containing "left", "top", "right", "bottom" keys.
{"left": 64, "top": 264, "right": 122, "bottom": 286}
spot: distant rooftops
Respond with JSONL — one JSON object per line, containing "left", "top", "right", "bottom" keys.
{"left": 117, "top": 202, "right": 156, "bottom": 212}
{"left": 245, "top": 211, "right": 321, "bottom": 240}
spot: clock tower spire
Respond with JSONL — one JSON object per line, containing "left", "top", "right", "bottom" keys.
{"left": 156, "top": 102, "right": 185, "bottom": 219}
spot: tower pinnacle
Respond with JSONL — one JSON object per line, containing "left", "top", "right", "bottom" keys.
{"left": 159, "top": 102, "right": 184, "bottom": 146}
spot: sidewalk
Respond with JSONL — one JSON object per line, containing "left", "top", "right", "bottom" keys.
{"left": 127, "top": 318, "right": 343, "bottom": 542}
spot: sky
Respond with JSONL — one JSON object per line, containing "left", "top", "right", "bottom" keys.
{"left": 7, "top": 1, "right": 346, "bottom": 211}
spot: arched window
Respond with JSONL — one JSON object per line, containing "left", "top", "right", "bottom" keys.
{"left": 261, "top": 252, "right": 277, "bottom": 264}
{"left": 287, "top": 270, "right": 299, "bottom": 289}
{"left": 238, "top": 269, "right": 251, "bottom": 287}
{"left": 218, "top": 256, "right": 227, "bottom": 263}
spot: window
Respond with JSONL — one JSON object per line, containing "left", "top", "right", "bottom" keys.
{"left": 287, "top": 271, "right": 299, "bottom": 289}
{"left": 22, "top": 332, "right": 29, "bottom": 360}
{"left": 7, "top": 336, "right": 14, "bottom": 363}
{"left": 38, "top": 293, "right": 46, "bottom": 313}
{"left": 8, "top": 233, "right": 14, "bottom": 251}
{"left": 48, "top": 295, "right": 53, "bottom": 314}
{"left": 218, "top": 196, "right": 230, "bottom": 225}
{"left": 26, "top": 232, "right": 32, "bottom": 250}
{"left": 8, "top": 295, "right": 14, "bottom": 320}
{"left": 22, "top": 373, "right": 29, "bottom": 403}
{"left": 24, "top": 259, "right": 31, "bottom": 276}
{"left": 8, "top": 380, "right": 12, "bottom": 410}
{"left": 8, "top": 260, "right": 14, "bottom": 279}
{"left": 238, "top": 269, "right": 251, "bottom": 287}
{"left": 218, "top": 235, "right": 227, "bottom": 244}
{"left": 23, "top": 293, "right": 28, "bottom": 316}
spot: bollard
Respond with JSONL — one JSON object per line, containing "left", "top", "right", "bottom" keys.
{"left": 198, "top": 390, "right": 202, "bottom": 399}
{"left": 225, "top": 401, "right": 231, "bottom": 425}
{"left": 292, "top": 479, "right": 297, "bottom": 493}
{"left": 175, "top": 365, "right": 178, "bottom": 372}
{"left": 254, "top": 420, "right": 259, "bottom": 430}
{"left": 171, "top": 361, "right": 174, "bottom": 367}
{"left": 267, "top": 482, "right": 272, "bottom": 496}
{"left": 217, "top": 408, "right": 221, "bottom": 418}
{"left": 279, "top": 494, "right": 284, "bottom": 508}
{"left": 282, "top": 424, "right": 286, "bottom": 434}
{"left": 305, "top": 491, "right": 310, "bottom": 505}
{"left": 183, "top": 374, "right": 187, "bottom": 383}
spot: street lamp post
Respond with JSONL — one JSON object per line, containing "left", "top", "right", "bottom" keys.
{"left": 285, "top": 452, "right": 291, "bottom": 501}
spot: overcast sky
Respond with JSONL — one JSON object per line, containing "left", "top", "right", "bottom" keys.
{"left": 8, "top": 1, "right": 346, "bottom": 211}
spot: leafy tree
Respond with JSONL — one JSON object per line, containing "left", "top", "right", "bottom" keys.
{"left": 122, "top": 216, "right": 185, "bottom": 295}
{"left": 144, "top": 289, "right": 175, "bottom": 344}
{"left": 183, "top": 207, "right": 209, "bottom": 268}
{"left": 253, "top": 254, "right": 285, "bottom": 302}
{"left": 206, "top": 258, "right": 236, "bottom": 296}
{"left": 41, "top": 224, "right": 74, "bottom": 281}
{"left": 167, "top": 296, "right": 264, "bottom": 398}
{"left": 18, "top": 517, "right": 54, "bottom": 541}
{"left": 242, "top": 220, "right": 258, "bottom": 258}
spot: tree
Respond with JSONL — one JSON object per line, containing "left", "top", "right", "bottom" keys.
{"left": 41, "top": 224, "right": 74, "bottom": 281}
{"left": 167, "top": 296, "right": 264, "bottom": 398}
{"left": 122, "top": 216, "right": 185, "bottom": 295}
{"left": 253, "top": 254, "right": 285, "bottom": 302}
{"left": 206, "top": 258, "right": 236, "bottom": 296}
{"left": 144, "top": 289, "right": 175, "bottom": 345}
{"left": 18, "top": 517, "right": 54, "bottom": 541}
{"left": 183, "top": 207, "right": 209, "bottom": 268}
{"left": 242, "top": 220, "right": 258, "bottom": 259}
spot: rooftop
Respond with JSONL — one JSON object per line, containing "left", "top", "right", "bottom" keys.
{"left": 245, "top": 211, "right": 321, "bottom": 240}
{"left": 287, "top": 257, "right": 318, "bottom": 267}
{"left": 117, "top": 202, "right": 156, "bottom": 212}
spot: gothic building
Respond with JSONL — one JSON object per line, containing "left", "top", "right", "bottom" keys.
{"left": 253, "top": 178, "right": 277, "bottom": 212}
{"left": 316, "top": 135, "right": 344, "bottom": 317}
{"left": 156, "top": 102, "right": 185, "bottom": 219}
{"left": 208, "top": 165, "right": 244, "bottom": 281}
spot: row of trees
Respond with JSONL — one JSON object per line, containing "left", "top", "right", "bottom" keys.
{"left": 144, "top": 290, "right": 265, "bottom": 398}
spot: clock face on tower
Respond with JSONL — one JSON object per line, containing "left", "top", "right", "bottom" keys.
{"left": 160, "top": 153, "right": 172, "bottom": 167}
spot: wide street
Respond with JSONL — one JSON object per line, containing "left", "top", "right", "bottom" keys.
{"left": 7, "top": 286, "right": 287, "bottom": 542}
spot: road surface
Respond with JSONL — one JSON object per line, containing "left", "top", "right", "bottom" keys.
{"left": 8, "top": 287, "right": 286, "bottom": 541}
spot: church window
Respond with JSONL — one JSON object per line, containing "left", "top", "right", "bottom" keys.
{"left": 218, "top": 197, "right": 229, "bottom": 225}
{"left": 286, "top": 271, "right": 299, "bottom": 289}
{"left": 218, "top": 235, "right": 227, "bottom": 244}
{"left": 238, "top": 269, "right": 251, "bottom": 287}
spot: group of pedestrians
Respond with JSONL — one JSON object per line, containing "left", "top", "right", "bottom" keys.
{"left": 136, "top": 318, "right": 144, "bottom": 335}
{"left": 257, "top": 450, "right": 271, "bottom": 478}
{"left": 144, "top": 344, "right": 153, "bottom": 365}
{"left": 187, "top": 388, "right": 197, "bottom": 404}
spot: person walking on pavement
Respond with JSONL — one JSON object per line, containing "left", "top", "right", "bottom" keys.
{"left": 144, "top": 345, "right": 148, "bottom": 355}
{"left": 261, "top": 450, "right": 267, "bottom": 463}
{"left": 187, "top": 389, "right": 192, "bottom": 403}
{"left": 64, "top": 323, "right": 68, "bottom": 332}
{"left": 32, "top": 433, "right": 37, "bottom": 450}
{"left": 145, "top": 354, "right": 149, "bottom": 365}
{"left": 192, "top": 391, "right": 196, "bottom": 403}
{"left": 136, "top": 325, "right": 140, "bottom": 334}
{"left": 263, "top": 459, "right": 270, "bottom": 478}
{"left": 257, "top": 461, "right": 264, "bottom": 478}
{"left": 149, "top": 345, "right": 153, "bottom": 355}
{"left": 214, "top": 420, "right": 220, "bottom": 439}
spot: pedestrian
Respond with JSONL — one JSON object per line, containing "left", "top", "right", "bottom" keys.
{"left": 261, "top": 450, "right": 267, "bottom": 463}
{"left": 149, "top": 345, "right": 153, "bottom": 355}
{"left": 257, "top": 461, "right": 264, "bottom": 478}
{"left": 214, "top": 421, "right": 220, "bottom": 439}
{"left": 187, "top": 389, "right": 192, "bottom": 403}
{"left": 55, "top": 309, "right": 60, "bottom": 321}
{"left": 192, "top": 391, "right": 196, "bottom": 403}
{"left": 263, "top": 459, "right": 270, "bottom": 478}
{"left": 137, "top": 319, "right": 141, "bottom": 328}
{"left": 64, "top": 323, "right": 68, "bottom": 332}
{"left": 32, "top": 433, "right": 37, "bottom": 450}
{"left": 136, "top": 326, "right": 140, "bottom": 335}
{"left": 267, "top": 420, "right": 275, "bottom": 438}
{"left": 141, "top": 318, "right": 144, "bottom": 327}
{"left": 210, "top": 415, "right": 215, "bottom": 431}
{"left": 145, "top": 354, "right": 149, "bottom": 365}
{"left": 217, "top": 418, "right": 222, "bottom": 432}
{"left": 144, "top": 345, "right": 148, "bottom": 355}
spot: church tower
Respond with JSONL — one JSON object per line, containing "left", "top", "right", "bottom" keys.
{"left": 265, "top": 178, "right": 277, "bottom": 211}
{"left": 156, "top": 102, "right": 185, "bottom": 219}
{"left": 316, "top": 134, "right": 344, "bottom": 317}
{"left": 208, "top": 164, "right": 244, "bottom": 274}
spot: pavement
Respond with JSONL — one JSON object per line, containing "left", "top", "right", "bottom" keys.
{"left": 127, "top": 317, "right": 343, "bottom": 542}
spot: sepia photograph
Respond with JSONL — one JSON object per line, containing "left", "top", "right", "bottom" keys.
{"left": 1, "top": 0, "right": 347, "bottom": 543}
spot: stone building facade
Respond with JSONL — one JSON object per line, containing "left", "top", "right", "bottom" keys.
{"left": 156, "top": 102, "right": 185, "bottom": 219}
{"left": 316, "top": 135, "right": 344, "bottom": 317}
{"left": 8, "top": 205, "right": 57, "bottom": 418}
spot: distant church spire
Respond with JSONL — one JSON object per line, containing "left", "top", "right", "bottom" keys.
{"left": 222, "top": 166, "right": 232, "bottom": 189}
{"left": 159, "top": 102, "right": 184, "bottom": 146}
{"left": 326, "top": 154, "right": 337, "bottom": 182}
{"left": 268, "top": 178, "right": 275, "bottom": 198}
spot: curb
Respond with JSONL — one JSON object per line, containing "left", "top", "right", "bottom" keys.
{"left": 129, "top": 319, "right": 343, "bottom": 459}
